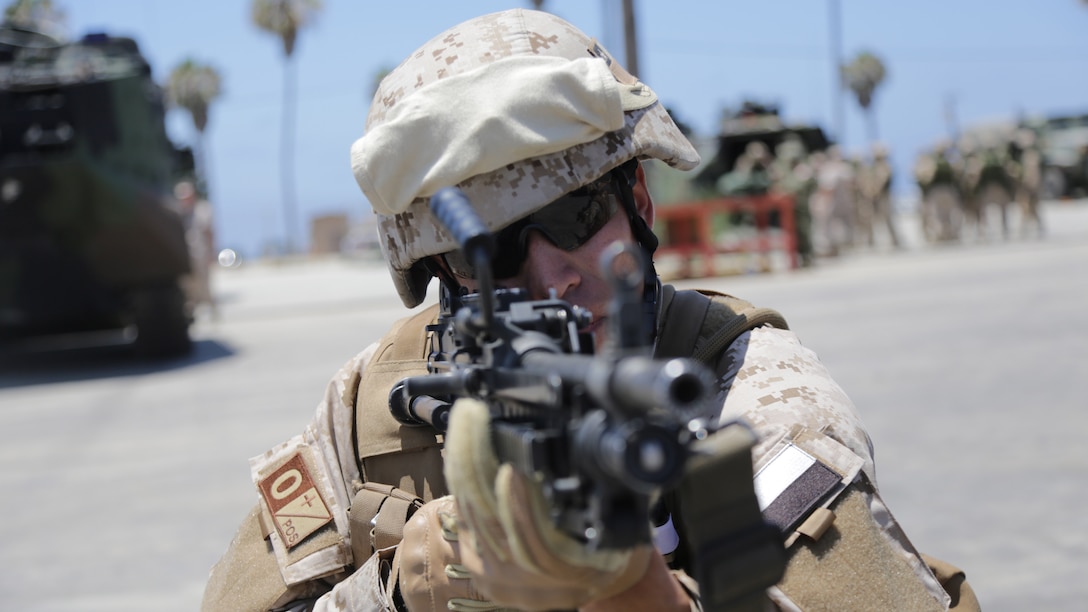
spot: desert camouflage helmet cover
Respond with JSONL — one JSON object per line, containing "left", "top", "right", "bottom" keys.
{"left": 351, "top": 9, "right": 700, "bottom": 307}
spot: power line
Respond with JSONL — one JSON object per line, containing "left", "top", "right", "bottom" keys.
{"left": 651, "top": 39, "right": 1088, "bottom": 64}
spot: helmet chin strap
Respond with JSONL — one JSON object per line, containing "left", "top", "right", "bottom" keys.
{"left": 611, "top": 160, "right": 662, "bottom": 347}
{"left": 426, "top": 257, "right": 469, "bottom": 318}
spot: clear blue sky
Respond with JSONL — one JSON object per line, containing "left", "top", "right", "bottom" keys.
{"left": 62, "top": 0, "right": 1088, "bottom": 258}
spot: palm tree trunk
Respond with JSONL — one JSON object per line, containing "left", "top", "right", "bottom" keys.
{"left": 866, "top": 107, "right": 879, "bottom": 146}
{"left": 622, "top": 0, "right": 640, "bottom": 79}
{"left": 195, "top": 131, "right": 207, "bottom": 194}
{"left": 281, "top": 55, "right": 298, "bottom": 254}
{"left": 828, "top": 0, "right": 845, "bottom": 144}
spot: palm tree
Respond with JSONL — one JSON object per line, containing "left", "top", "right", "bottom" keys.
{"left": 165, "top": 59, "right": 222, "bottom": 193}
{"left": 841, "top": 51, "right": 887, "bottom": 145}
{"left": 251, "top": 0, "right": 323, "bottom": 254}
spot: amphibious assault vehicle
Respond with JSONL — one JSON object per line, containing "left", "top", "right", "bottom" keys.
{"left": 0, "top": 24, "right": 192, "bottom": 357}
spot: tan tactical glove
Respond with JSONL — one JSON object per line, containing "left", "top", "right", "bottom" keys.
{"left": 444, "top": 398, "right": 653, "bottom": 611}
{"left": 397, "top": 495, "right": 508, "bottom": 612}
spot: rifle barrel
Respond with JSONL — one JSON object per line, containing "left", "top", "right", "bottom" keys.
{"left": 519, "top": 352, "right": 714, "bottom": 417}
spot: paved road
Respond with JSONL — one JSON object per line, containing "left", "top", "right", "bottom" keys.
{"left": 2, "top": 203, "right": 1086, "bottom": 611}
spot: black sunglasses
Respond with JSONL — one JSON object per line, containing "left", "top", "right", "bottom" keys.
{"left": 443, "top": 160, "right": 638, "bottom": 280}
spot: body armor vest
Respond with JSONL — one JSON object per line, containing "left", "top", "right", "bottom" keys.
{"left": 351, "top": 287, "right": 787, "bottom": 504}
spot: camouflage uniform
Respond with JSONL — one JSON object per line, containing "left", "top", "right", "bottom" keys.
{"left": 717, "top": 141, "right": 773, "bottom": 196}
{"left": 914, "top": 146, "right": 963, "bottom": 243}
{"left": 174, "top": 181, "right": 217, "bottom": 319}
{"left": 1011, "top": 130, "right": 1045, "bottom": 238}
{"left": 965, "top": 146, "right": 1015, "bottom": 240}
{"left": 857, "top": 146, "right": 901, "bottom": 249}
{"left": 202, "top": 307, "right": 959, "bottom": 611}
{"left": 810, "top": 147, "right": 856, "bottom": 256}
{"left": 201, "top": 9, "right": 971, "bottom": 612}
{"left": 771, "top": 152, "right": 817, "bottom": 267}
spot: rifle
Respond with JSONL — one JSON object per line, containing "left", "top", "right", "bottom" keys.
{"left": 390, "top": 187, "right": 785, "bottom": 607}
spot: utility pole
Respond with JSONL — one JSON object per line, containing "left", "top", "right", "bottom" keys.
{"left": 944, "top": 92, "right": 960, "bottom": 145}
{"left": 828, "top": 0, "right": 845, "bottom": 145}
{"left": 622, "top": 0, "right": 640, "bottom": 79}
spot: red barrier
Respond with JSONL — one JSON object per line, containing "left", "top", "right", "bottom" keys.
{"left": 654, "top": 192, "right": 797, "bottom": 278}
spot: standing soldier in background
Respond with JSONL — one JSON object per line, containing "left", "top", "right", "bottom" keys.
{"left": 914, "top": 140, "right": 963, "bottom": 243}
{"left": 772, "top": 137, "right": 817, "bottom": 266}
{"left": 858, "top": 143, "right": 901, "bottom": 249}
{"left": 174, "top": 180, "right": 218, "bottom": 320}
{"left": 1011, "top": 128, "right": 1046, "bottom": 238}
{"left": 717, "top": 140, "right": 774, "bottom": 196}
{"left": 956, "top": 137, "right": 982, "bottom": 240}
{"left": 964, "top": 142, "right": 1015, "bottom": 240}
{"left": 849, "top": 153, "right": 870, "bottom": 248}
{"left": 811, "top": 145, "right": 856, "bottom": 256}
{"left": 1079, "top": 144, "right": 1088, "bottom": 198}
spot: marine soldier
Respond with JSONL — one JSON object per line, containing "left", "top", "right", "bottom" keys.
{"left": 1010, "top": 129, "right": 1045, "bottom": 238}
{"left": 810, "top": 145, "right": 856, "bottom": 256}
{"left": 174, "top": 180, "right": 218, "bottom": 319}
{"left": 772, "top": 138, "right": 817, "bottom": 266}
{"left": 717, "top": 140, "right": 774, "bottom": 196}
{"left": 964, "top": 141, "right": 1015, "bottom": 240}
{"left": 1078, "top": 144, "right": 1088, "bottom": 197}
{"left": 914, "top": 140, "right": 963, "bottom": 243}
{"left": 202, "top": 10, "right": 976, "bottom": 611}
{"left": 857, "top": 143, "right": 901, "bottom": 249}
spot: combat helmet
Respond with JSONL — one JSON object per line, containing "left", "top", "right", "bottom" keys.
{"left": 351, "top": 9, "right": 700, "bottom": 307}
